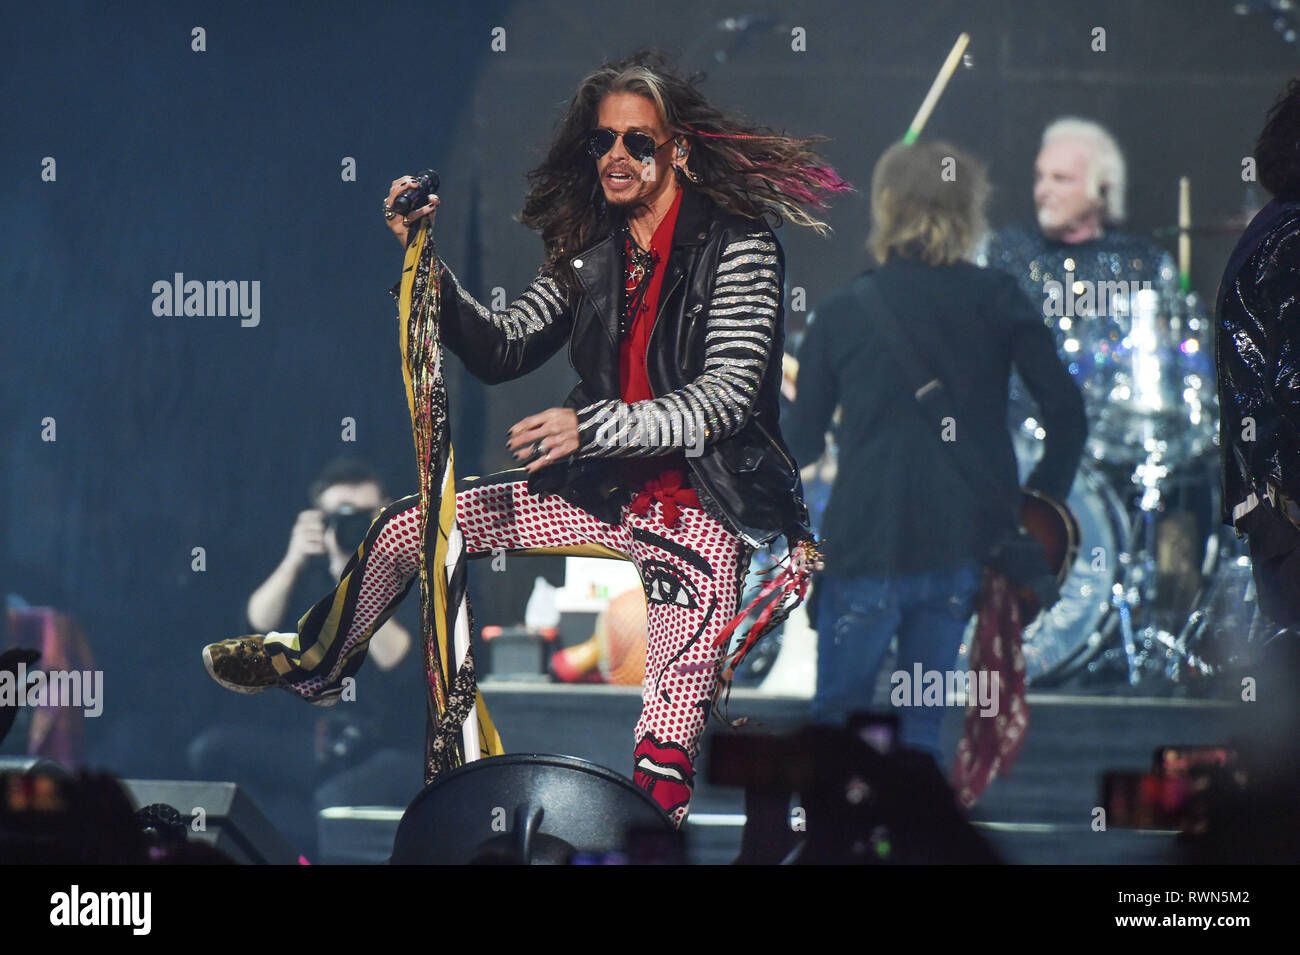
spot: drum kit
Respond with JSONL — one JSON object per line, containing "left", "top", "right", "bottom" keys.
{"left": 739, "top": 277, "right": 1270, "bottom": 697}
{"left": 1006, "top": 281, "right": 1265, "bottom": 693}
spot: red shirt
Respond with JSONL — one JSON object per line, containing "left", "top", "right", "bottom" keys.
{"left": 616, "top": 188, "right": 699, "bottom": 525}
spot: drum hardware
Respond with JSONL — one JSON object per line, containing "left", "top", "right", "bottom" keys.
{"left": 1013, "top": 270, "right": 1262, "bottom": 693}
{"left": 1012, "top": 283, "right": 1217, "bottom": 466}
{"left": 1166, "top": 614, "right": 1226, "bottom": 678}
{"left": 1087, "top": 525, "right": 1259, "bottom": 691}
{"left": 1111, "top": 443, "right": 1187, "bottom": 686}
{"left": 1084, "top": 444, "right": 1225, "bottom": 691}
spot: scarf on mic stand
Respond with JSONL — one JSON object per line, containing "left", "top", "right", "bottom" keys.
{"left": 952, "top": 569, "right": 1029, "bottom": 808}
{"left": 396, "top": 217, "right": 504, "bottom": 783}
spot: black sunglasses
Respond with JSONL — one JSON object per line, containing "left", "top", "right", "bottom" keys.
{"left": 585, "top": 128, "right": 673, "bottom": 163}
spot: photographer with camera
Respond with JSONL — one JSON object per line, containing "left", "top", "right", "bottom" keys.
{"left": 245, "top": 458, "right": 410, "bottom": 670}
{"left": 188, "top": 457, "right": 423, "bottom": 859}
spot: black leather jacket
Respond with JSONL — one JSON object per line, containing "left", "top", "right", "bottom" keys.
{"left": 432, "top": 185, "right": 810, "bottom": 548}
{"left": 1216, "top": 199, "right": 1300, "bottom": 525}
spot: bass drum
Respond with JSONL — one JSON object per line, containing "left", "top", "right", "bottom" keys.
{"left": 1021, "top": 462, "right": 1128, "bottom": 683}
{"left": 958, "top": 448, "right": 1129, "bottom": 686}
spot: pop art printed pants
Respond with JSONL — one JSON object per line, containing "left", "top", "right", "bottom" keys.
{"left": 265, "top": 472, "right": 746, "bottom": 827}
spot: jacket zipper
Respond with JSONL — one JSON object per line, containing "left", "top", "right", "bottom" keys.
{"left": 643, "top": 266, "right": 683, "bottom": 394}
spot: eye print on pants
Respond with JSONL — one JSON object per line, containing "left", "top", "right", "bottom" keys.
{"left": 642, "top": 559, "right": 700, "bottom": 610}
{"left": 639, "top": 554, "right": 716, "bottom": 705}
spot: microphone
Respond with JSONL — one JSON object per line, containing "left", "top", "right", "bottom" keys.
{"left": 392, "top": 169, "right": 441, "bottom": 216}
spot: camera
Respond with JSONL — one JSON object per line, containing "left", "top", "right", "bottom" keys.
{"left": 324, "top": 505, "right": 377, "bottom": 555}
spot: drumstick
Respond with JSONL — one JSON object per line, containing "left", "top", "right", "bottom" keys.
{"left": 903, "top": 33, "right": 971, "bottom": 144}
{"left": 1178, "top": 176, "right": 1191, "bottom": 294}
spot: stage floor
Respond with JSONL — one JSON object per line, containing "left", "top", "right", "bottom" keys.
{"left": 318, "top": 681, "right": 1241, "bottom": 864}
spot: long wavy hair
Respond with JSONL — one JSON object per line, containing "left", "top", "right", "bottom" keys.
{"left": 519, "top": 48, "right": 852, "bottom": 293}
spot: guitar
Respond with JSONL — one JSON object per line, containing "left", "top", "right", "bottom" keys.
{"left": 1015, "top": 488, "right": 1080, "bottom": 620}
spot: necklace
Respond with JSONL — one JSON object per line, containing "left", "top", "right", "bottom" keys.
{"left": 625, "top": 223, "right": 654, "bottom": 282}
{"left": 621, "top": 222, "right": 657, "bottom": 338}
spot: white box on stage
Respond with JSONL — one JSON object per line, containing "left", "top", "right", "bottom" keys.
{"left": 553, "top": 556, "right": 641, "bottom": 614}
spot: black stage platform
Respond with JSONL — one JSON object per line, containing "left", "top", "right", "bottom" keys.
{"left": 316, "top": 681, "right": 1240, "bottom": 864}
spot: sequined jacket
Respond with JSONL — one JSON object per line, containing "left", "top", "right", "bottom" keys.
{"left": 1216, "top": 200, "right": 1300, "bottom": 526}
{"left": 430, "top": 185, "right": 810, "bottom": 548}
{"left": 981, "top": 225, "right": 1179, "bottom": 355}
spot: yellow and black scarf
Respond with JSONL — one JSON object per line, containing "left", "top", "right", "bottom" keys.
{"left": 396, "top": 218, "right": 504, "bottom": 782}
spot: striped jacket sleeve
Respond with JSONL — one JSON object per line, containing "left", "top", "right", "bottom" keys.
{"left": 573, "top": 230, "right": 782, "bottom": 458}
{"left": 389, "top": 259, "right": 574, "bottom": 385}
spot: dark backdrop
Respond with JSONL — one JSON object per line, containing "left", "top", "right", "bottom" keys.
{"left": 3, "top": 0, "right": 1296, "bottom": 777}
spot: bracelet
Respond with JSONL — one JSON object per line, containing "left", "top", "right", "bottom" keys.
{"left": 796, "top": 537, "right": 823, "bottom": 570}
{"left": 382, "top": 200, "right": 397, "bottom": 221}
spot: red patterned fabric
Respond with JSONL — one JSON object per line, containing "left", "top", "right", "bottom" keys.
{"left": 619, "top": 188, "right": 682, "bottom": 404}
{"left": 276, "top": 478, "right": 744, "bottom": 827}
{"left": 614, "top": 189, "right": 695, "bottom": 500}
{"left": 952, "top": 569, "right": 1029, "bottom": 808}
{"left": 628, "top": 470, "right": 700, "bottom": 528}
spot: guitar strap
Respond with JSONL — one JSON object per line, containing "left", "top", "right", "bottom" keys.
{"left": 849, "top": 272, "right": 1019, "bottom": 537}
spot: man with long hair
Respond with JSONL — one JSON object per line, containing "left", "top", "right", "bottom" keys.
{"left": 200, "top": 49, "right": 847, "bottom": 826}
{"left": 1205, "top": 80, "right": 1300, "bottom": 863}
{"left": 1218, "top": 78, "right": 1300, "bottom": 630}
{"left": 785, "top": 141, "right": 1084, "bottom": 799}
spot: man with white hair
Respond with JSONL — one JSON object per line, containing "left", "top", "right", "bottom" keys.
{"left": 982, "top": 116, "right": 1178, "bottom": 352}
{"left": 983, "top": 118, "right": 1214, "bottom": 637}
{"left": 1034, "top": 117, "right": 1128, "bottom": 240}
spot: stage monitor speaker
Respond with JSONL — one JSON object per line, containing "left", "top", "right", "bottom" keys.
{"left": 122, "top": 779, "right": 299, "bottom": 865}
{"left": 391, "top": 753, "right": 673, "bottom": 864}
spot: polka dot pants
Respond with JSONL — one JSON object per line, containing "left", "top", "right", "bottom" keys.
{"left": 265, "top": 471, "right": 745, "bottom": 827}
